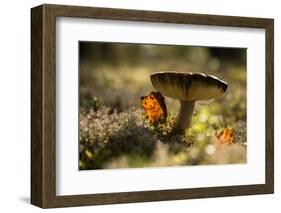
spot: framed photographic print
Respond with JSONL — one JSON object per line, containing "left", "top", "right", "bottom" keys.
{"left": 31, "top": 4, "right": 274, "bottom": 208}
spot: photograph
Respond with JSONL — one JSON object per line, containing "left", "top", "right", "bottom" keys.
{"left": 79, "top": 42, "right": 247, "bottom": 170}
{"left": 30, "top": 4, "right": 274, "bottom": 208}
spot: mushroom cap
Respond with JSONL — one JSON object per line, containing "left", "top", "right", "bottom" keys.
{"left": 150, "top": 71, "right": 228, "bottom": 101}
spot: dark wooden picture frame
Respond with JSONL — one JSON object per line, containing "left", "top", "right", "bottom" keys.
{"left": 31, "top": 4, "right": 274, "bottom": 208}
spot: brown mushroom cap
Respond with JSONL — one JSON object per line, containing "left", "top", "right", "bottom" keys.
{"left": 150, "top": 72, "right": 228, "bottom": 101}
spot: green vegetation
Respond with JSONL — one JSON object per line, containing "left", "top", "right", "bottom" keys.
{"left": 79, "top": 43, "right": 247, "bottom": 170}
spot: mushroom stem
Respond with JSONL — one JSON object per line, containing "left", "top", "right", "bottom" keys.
{"left": 175, "top": 100, "right": 195, "bottom": 132}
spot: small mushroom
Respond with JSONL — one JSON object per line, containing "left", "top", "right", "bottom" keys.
{"left": 150, "top": 71, "right": 228, "bottom": 132}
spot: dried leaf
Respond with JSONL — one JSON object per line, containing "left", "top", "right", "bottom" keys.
{"left": 140, "top": 91, "right": 167, "bottom": 124}
{"left": 215, "top": 128, "right": 234, "bottom": 145}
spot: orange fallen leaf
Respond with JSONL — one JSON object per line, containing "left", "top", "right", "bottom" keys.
{"left": 140, "top": 91, "right": 167, "bottom": 124}
{"left": 214, "top": 128, "right": 234, "bottom": 145}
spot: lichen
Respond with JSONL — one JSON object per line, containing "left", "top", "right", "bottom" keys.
{"left": 80, "top": 106, "right": 246, "bottom": 170}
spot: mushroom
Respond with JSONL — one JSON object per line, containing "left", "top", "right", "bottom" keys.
{"left": 150, "top": 72, "right": 228, "bottom": 132}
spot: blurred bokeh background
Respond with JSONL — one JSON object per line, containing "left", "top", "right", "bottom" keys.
{"left": 79, "top": 42, "right": 247, "bottom": 170}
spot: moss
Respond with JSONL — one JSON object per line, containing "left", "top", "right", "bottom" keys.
{"left": 80, "top": 105, "right": 246, "bottom": 170}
